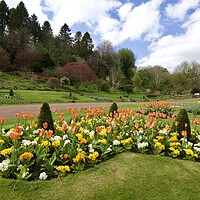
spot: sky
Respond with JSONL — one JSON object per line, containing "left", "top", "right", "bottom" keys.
{"left": 5, "top": 0, "right": 200, "bottom": 72}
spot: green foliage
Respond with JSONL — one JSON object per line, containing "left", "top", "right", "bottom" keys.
{"left": 109, "top": 102, "right": 118, "bottom": 116}
{"left": 99, "top": 81, "right": 110, "bottom": 92}
{"left": 171, "top": 108, "right": 191, "bottom": 140}
{"left": 37, "top": 102, "right": 54, "bottom": 131}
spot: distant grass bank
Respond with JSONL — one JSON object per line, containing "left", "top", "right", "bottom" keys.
{"left": 0, "top": 152, "right": 200, "bottom": 200}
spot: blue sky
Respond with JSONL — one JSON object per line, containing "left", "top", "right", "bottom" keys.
{"left": 5, "top": 0, "right": 200, "bottom": 72}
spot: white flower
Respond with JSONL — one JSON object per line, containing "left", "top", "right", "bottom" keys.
{"left": 137, "top": 142, "right": 148, "bottom": 149}
{"left": 22, "top": 139, "right": 32, "bottom": 147}
{"left": 33, "top": 130, "right": 39, "bottom": 134}
{"left": 89, "top": 148, "right": 94, "bottom": 153}
{"left": 186, "top": 142, "right": 193, "bottom": 148}
{"left": 51, "top": 135, "right": 62, "bottom": 142}
{"left": 84, "top": 129, "right": 89, "bottom": 134}
{"left": 194, "top": 147, "right": 200, "bottom": 152}
{"left": 64, "top": 139, "right": 71, "bottom": 146}
{"left": 17, "top": 164, "right": 23, "bottom": 171}
{"left": 197, "top": 135, "right": 200, "bottom": 140}
{"left": 138, "top": 130, "right": 144, "bottom": 134}
{"left": 63, "top": 135, "right": 68, "bottom": 140}
{"left": 39, "top": 172, "right": 48, "bottom": 180}
{"left": 159, "top": 129, "right": 168, "bottom": 135}
{"left": 0, "top": 159, "right": 10, "bottom": 172}
{"left": 88, "top": 144, "right": 94, "bottom": 153}
{"left": 113, "top": 140, "right": 120, "bottom": 146}
{"left": 89, "top": 131, "right": 95, "bottom": 136}
{"left": 22, "top": 171, "right": 29, "bottom": 179}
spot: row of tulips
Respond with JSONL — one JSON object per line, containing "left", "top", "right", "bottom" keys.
{"left": 0, "top": 103, "right": 200, "bottom": 181}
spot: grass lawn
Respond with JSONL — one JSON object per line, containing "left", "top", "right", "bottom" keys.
{"left": 0, "top": 152, "right": 200, "bottom": 200}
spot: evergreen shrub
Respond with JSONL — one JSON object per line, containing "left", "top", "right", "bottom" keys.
{"left": 37, "top": 102, "right": 54, "bottom": 132}
{"left": 171, "top": 108, "right": 191, "bottom": 141}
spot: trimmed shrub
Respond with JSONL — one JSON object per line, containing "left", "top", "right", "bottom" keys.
{"left": 109, "top": 102, "right": 118, "bottom": 117}
{"left": 9, "top": 89, "right": 14, "bottom": 96}
{"left": 46, "top": 77, "right": 60, "bottom": 88}
{"left": 37, "top": 102, "right": 54, "bottom": 132}
{"left": 171, "top": 108, "right": 191, "bottom": 141}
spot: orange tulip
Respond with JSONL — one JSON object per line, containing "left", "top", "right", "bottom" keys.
{"left": 43, "top": 122, "right": 48, "bottom": 129}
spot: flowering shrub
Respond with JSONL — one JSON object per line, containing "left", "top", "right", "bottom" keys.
{"left": 0, "top": 103, "right": 200, "bottom": 181}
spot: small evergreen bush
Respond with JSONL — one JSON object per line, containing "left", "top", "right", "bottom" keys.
{"left": 109, "top": 102, "right": 118, "bottom": 117}
{"left": 37, "top": 102, "right": 54, "bottom": 132}
{"left": 171, "top": 108, "right": 191, "bottom": 141}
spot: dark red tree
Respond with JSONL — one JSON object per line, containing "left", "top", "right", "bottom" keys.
{"left": 14, "top": 48, "right": 42, "bottom": 71}
{"left": 59, "top": 62, "right": 97, "bottom": 85}
{"left": 0, "top": 48, "right": 11, "bottom": 71}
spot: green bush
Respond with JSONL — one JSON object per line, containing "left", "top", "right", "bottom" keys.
{"left": 109, "top": 102, "right": 118, "bottom": 117}
{"left": 171, "top": 108, "right": 191, "bottom": 141}
{"left": 37, "top": 102, "right": 54, "bottom": 132}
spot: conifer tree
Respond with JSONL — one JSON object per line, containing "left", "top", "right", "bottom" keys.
{"left": 38, "top": 102, "right": 54, "bottom": 132}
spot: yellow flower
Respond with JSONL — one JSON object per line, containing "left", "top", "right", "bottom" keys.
{"left": 98, "top": 139, "right": 107, "bottom": 145}
{"left": 56, "top": 165, "right": 70, "bottom": 172}
{"left": 52, "top": 140, "right": 60, "bottom": 147}
{"left": 34, "top": 137, "right": 39, "bottom": 142}
{"left": 87, "top": 120, "right": 92, "bottom": 125}
{"left": 60, "top": 154, "right": 69, "bottom": 159}
{"left": 170, "top": 136, "right": 178, "bottom": 142}
{"left": 121, "top": 137, "right": 133, "bottom": 145}
{"left": 31, "top": 123, "right": 37, "bottom": 129}
{"left": 73, "top": 153, "right": 85, "bottom": 163}
{"left": 90, "top": 135, "right": 94, "bottom": 139}
{"left": 56, "top": 126, "right": 62, "bottom": 132}
{"left": 76, "top": 122, "right": 81, "bottom": 126}
{"left": 101, "top": 128, "right": 107, "bottom": 136}
{"left": 77, "top": 148, "right": 82, "bottom": 152}
{"left": 156, "top": 136, "right": 164, "bottom": 141}
{"left": 170, "top": 142, "right": 176, "bottom": 147}
{"left": 169, "top": 147, "right": 175, "bottom": 151}
{"left": 88, "top": 151, "right": 99, "bottom": 161}
{"left": 175, "top": 142, "right": 181, "bottom": 147}
{"left": 193, "top": 153, "right": 198, "bottom": 158}
{"left": 185, "top": 149, "right": 194, "bottom": 156}
{"left": 19, "top": 152, "right": 34, "bottom": 161}
{"left": 154, "top": 142, "right": 165, "bottom": 151}
{"left": 80, "top": 138, "right": 87, "bottom": 144}
{"left": 0, "top": 139, "right": 5, "bottom": 144}
{"left": 153, "top": 139, "right": 158, "bottom": 143}
{"left": 173, "top": 149, "right": 180, "bottom": 155}
{"left": 1, "top": 147, "right": 12, "bottom": 155}
{"left": 40, "top": 140, "right": 51, "bottom": 147}
{"left": 76, "top": 133, "right": 82, "bottom": 139}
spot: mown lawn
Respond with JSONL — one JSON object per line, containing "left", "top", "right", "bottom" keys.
{"left": 0, "top": 152, "right": 200, "bottom": 200}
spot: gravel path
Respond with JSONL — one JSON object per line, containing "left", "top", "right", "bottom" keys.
{"left": 0, "top": 98, "right": 199, "bottom": 119}
{"left": 0, "top": 102, "right": 134, "bottom": 119}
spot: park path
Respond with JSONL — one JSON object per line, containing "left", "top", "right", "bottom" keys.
{"left": 0, "top": 102, "right": 134, "bottom": 119}
{"left": 0, "top": 98, "right": 199, "bottom": 119}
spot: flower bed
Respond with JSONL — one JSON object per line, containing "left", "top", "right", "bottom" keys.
{"left": 0, "top": 103, "right": 200, "bottom": 181}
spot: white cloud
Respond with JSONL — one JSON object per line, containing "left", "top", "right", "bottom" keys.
{"left": 118, "top": 2, "right": 133, "bottom": 21}
{"left": 118, "top": 0, "right": 163, "bottom": 43}
{"left": 138, "top": 8, "right": 200, "bottom": 72}
{"left": 165, "top": 0, "right": 200, "bottom": 20}
{"left": 43, "top": 0, "right": 122, "bottom": 34}
{"left": 6, "top": 0, "right": 48, "bottom": 24}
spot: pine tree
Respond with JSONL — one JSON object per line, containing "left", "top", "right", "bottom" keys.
{"left": 171, "top": 108, "right": 191, "bottom": 141}
{"left": 109, "top": 102, "right": 118, "bottom": 117}
{"left": 37, "top": 102, "right": 54, "bottom": 132}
